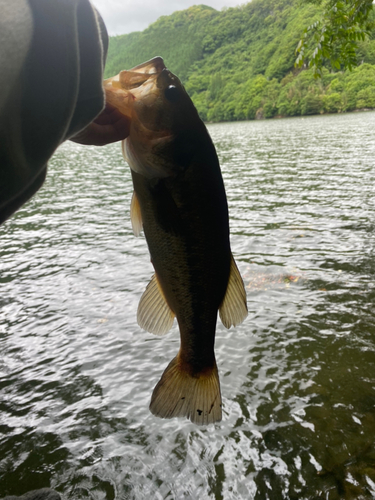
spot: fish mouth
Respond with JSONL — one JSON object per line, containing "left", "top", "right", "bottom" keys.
{"left": 104, "top": 57, "right": 167, "bottom": 119}
{"left": 128, "top": 57, "right": 166, "bottom": 75}
{"left": 104, "top": 57, "right": 166, "bottom": 91}
{"left": 119, "top": 57, "right": 167, "bottom": 90}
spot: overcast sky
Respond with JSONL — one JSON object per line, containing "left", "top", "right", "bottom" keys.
{"left": 90, "top": 0, "right": 244, "bottom": 36}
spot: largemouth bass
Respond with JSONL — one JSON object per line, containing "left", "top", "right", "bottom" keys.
{"left": 104, "top": 57, "right": 248, "bottom": 425}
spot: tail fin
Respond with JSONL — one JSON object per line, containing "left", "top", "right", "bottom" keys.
{"left": 149, "top": 356, "right": 222, "bottom": 425}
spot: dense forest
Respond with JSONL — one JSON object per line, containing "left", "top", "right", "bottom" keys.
{"left": 104, "top": 0, "right": 375, "bottom": 122}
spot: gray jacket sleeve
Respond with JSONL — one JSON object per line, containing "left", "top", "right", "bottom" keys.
{"left": 0, "top": 0, "right": 108, "bottom": 224}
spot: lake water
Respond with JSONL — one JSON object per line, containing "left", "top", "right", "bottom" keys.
{"left": 1, "top": 112, "right": 375, "bottom": 499}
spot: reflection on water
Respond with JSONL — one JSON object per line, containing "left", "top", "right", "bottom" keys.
{"left": 1, "top": 112, "right": 375, "bottom": 499}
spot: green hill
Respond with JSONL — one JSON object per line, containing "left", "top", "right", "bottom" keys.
{"left": 104, "top": 0, "right": 375, "bottom": 121}
{"left": 104, "top": 5, "right": 218, "bottom": 82}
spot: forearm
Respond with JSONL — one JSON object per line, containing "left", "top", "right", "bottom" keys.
{"left": 0, "top": 0, "right": 108, "bottom": 224}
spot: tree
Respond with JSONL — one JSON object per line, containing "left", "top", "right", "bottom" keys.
{"left": 295, "top": 0, "right": 374, "bottom": 77}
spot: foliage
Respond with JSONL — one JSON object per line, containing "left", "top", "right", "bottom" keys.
{"left": 104, "top": 6, "right": 218, "bottom": 81}
{"left": 295, "top": 0, "right": 375, "bottom": 77}
{"left": 105, "top": 0, "right": 375, "bottom": 122}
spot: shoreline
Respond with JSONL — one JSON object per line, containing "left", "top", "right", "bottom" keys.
{"left": 204, "top": 107, "right": 375, "bottom": 125}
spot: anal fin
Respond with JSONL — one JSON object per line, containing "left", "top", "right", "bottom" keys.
{"left": 137, "top": 274, "right": 175, "bottom": 335}
{"left": 219, "top": 254, "right": 248, "bottom": 329}
{"left": 150, "top": 355, "right": 222, "bottom": 425}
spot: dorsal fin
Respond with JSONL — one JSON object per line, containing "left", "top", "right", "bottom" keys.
{"left": 130, "top": 190, "right": 143, "bottom": 236}
{"left": 219, "top": 255, "right": 248, "bottom": 329}
{"left": 137, "top": 274, "right": 175, "bottom": 335}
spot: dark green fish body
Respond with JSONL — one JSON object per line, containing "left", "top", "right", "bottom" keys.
{"left": 131, "top": 138, "right": 230, "bottom": 370}
{"left": 104, "top": 57, "right": 247, "bottom": 424}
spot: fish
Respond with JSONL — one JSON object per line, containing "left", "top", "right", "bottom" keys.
{"left": 104, "top": 57, "right": 248, "bottom": 425}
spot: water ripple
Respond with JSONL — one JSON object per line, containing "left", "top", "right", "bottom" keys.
{"left": 1, "top": 112, "right": 375, "bottom": 498}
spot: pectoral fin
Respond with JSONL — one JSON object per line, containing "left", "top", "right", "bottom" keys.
{"left": 130, "top": 190, "right": 143, "bottom": 236}
{"left": 122, "top": 136, "right": 173, "bottom": 179}
{"left": 137, "top": 274, "right": 175, "bottom": 335}
{"left": 219, "top": 255, "right": 248, "bottom": 329}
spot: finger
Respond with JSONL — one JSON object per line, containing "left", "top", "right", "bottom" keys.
{"left": 94, "top": 105, "right": 129, "bottom": 126}
{"left": 70, "top": 115, "right": 131, "bottom": 146}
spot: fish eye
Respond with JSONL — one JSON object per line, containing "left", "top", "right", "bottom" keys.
{"left": 164, "top": 85, "right": 180, "bottom": 102}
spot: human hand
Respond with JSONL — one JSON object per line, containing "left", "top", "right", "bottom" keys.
{"left": 70, "top": 103, "right": 131, "bottom": 146}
